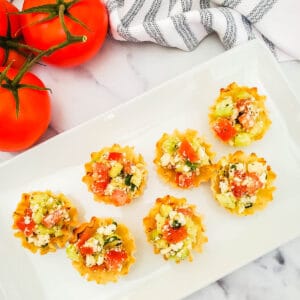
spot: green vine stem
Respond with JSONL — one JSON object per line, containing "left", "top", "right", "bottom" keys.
{"left": 0, "top": 1, "right": 87, "bottom": 116}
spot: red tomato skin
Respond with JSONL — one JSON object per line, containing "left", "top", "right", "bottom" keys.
{"left": 0, "top": 67, "right": 51, "bottom": 152}
{"left": 213, "top": 118, "right": 236, "bottom": 142}
{"left": 162, "top": 224, "right": 188, "bottom": 244}
{"left": 20, "top": 0, "right": 108, "bottom": 67}
{"left": 178, "top": 139, "right": 199, "bottom": 162}
{"left": 91, "top": 162, "right": 110, "bottom": 194}
{"left": 108, "top": 152, "right": 123, "bottom": 161}
{"left": 16, "top": 208, "right": 36, "bottom": 236}
{"left": 0, "top": 0, "right": 26, "bottom": 68}
{"left": 79, "top": 246, "right": 94, "bottom": 255}
{"left": 111, "top": 189, "right": 130, "bottom": 206}
{"left": 105, "top": 249, "right": 127, "bottom": 270}
{"left": 175, "top": 173, "right": 194, "bottom": 188}
{"left": 42, "top": 210, "right": 63, "bottom": 228}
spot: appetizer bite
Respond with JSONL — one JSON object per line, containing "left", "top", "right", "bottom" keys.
{"left": 209, "top": 82, "right": 271, "bottom": 146}
{"left": 211, "top": 151, "right": 276, "bottom": 215}
{"left": 154, "top": 129, "right": 215, "bottom": 189}
{"left": 66, "top": 217, "right": 135, "bottom": 284}
{"left": 143, "top": 195, "right": 207, "bottom": 263}
{"left": 12, "top": 191, "right": 78, "bottom": 254}
{"left": 82, "top": 144, "right": 147, "bottom": 206}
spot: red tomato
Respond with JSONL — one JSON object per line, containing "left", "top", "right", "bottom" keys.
{"left": 236, "top": 99, "right": 251, "bottom": 112}
{"left": 111, "top": 189, "right": 130, "bottom": 206}
{"left": 246, "top": 172, "right": 263, "bottom": 195}
{"left": 91, "top": 162, "right": 110, "bottom": 194}
{"left": 123, "top": 161, "right": 132, "bottom": 174}
{"left": 163, "top": 224, "right": 187, "bottom": 244}
{"left": 77, "top": 230, "right": 93, "bottom": 248}
{"left": 0, "top": 0, "right": 27, "bottom": 68}
{"left": 105, "top": 249, "right": 127, "bottom": 270}
{"left": 0, "top": 67, "right": 51, "bottom": 151}
{"left": 20, "top": 0, "right": 108, "bottom": 67}
{"left": 42, "top": 209, "right": 63, "bottom": 228}
{"left": 16, "top": 208, "right": 35, "bottom": 237}
{"left": 175, "top": 173, "right": 194, "bottom": 188}
{"left": 238, "top": 113, "right": 254, "bottom": 130}
{"left": 79, "top": 246, "right": 94, "bottom": 255}
{"left": 178, "top": 139, "right": 199, "bottom": 162}
{"left": 108, "top": 152, "right": 123, "bottom": 161}
{"left": 213, "top": 118, "right": 236, "bottom": 142}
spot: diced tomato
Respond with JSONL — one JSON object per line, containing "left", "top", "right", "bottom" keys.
{"left": 91, "top": 162, "right": 110, "bottom": 194}
{"left": 178, "top": 139, "right": 199, "bottom": 163}
{"left": 91, "top": 180, "right": 109, "bottom": 194}
{"left": 175, "top": 173, "right": 194, "bottom": 188}
{"left": 92, "top": 162, "right": 110, "bottom": 178}
{"left": 246, "top": 172, "right": 263, "bottom": 195}
{"left": 42, "top": 209, "right": 63, "bottom": 228}
{"left": 163, "top": 224, "right": 188, "bottom": 244}
{"left": 123, "top": 161, "right": 132, "bottom": 174}
{"left": 230, "top": 171, "right": 263, "bottom": 197}
{"left": 105, "top": 249, "right": 127, "bottom": 270}
{"left": 238, "top": 113, "right": 254, "bottom": 130}
{"left": 108, "top": 152, "right": 123, "bottom": 161}
{"left": 79, "top": 246, "right": 94, "bottom": 255}
{"left": 176, "top": 207, "right": 193, "bottom": 216}
{"left": 213, "top": 118, "right": 236, "bottom": 142}
{"left": 236, "top": 99, "right": 251, "bottom": 112}
{"left": 16, "top": 208, "right": 35, "bottom": 237}
{"left": 77, "top": 229, "right": 94, "bottom": 248}
{"left": 111, "top": 189, "right": 130, "bottom": 206}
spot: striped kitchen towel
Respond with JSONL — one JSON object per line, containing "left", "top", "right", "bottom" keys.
{"left": 104, "top": 0, "right": 300, "bottom": 61}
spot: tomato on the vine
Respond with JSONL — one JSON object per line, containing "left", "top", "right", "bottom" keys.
{"left": 0, "top": 67, "right": 51, "bottom": 151}
{"left": 20, "top": 0, "right": 108, "bottom": 67}
{"left": 0, "top": 0, "right": 27, "bottom": 68}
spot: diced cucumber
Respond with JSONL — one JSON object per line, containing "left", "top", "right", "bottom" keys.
{"left": 176, "top": 247, "right": 190, "bottom": 260}
{"left": 109, "top": 162, "right": 123, "bottom": 178}
{"left": 94, "top": 233, "right": 104, "bottom": 245}
{"left": 162, "top": 136, "right": 180, "bottom": 154}
{"left": 32, "top": 209, "right": 45, "bottom": 224}
{"left": 36, "top": 224, "right": 53, "bottom": 235}
{"left": 234, "top": 133, "right": 252, "bottom": 147}
{"left": 214, "top": 97, "right": 234, "bottom": 117}
{"left": 66, "top": 244, "right": 80, "bottom": 262}
{"left": 104, "top": 235, "right": 122, "bottom": 247}
{"left": 159, "top": 204, "right": 172, "bottom": 218}
{"left": 131, "top": 172, "right": 142, "bottom": 187}
{"left": 175, "top": 162, "right": 186, "bottom": 173}
{"left": 150, "top": 229, "right": 159, "bottom": 241}
{"left": 216, "top": 193, "right": 236, "bottom": 209}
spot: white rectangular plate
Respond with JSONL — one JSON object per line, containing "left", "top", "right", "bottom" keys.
{"left": 1, "top": 40, "right": 300, "bottom": 300}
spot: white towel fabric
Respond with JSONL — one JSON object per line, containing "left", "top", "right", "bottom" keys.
{"left": 104, "top": 0, "right": 300, "bottom": 61}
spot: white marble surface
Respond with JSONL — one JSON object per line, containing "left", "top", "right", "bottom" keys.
{"left": 1, "top": 34, "right": 300, "bottom": 299}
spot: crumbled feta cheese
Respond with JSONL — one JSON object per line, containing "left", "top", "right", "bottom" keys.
{"left": 31, "top": 204, "right": 39, "bottom": 213}
{"left": 84, "top": 237, "right": 102, "bottom": 252}
{"left": 182, "top": 165, "right": 191, "bottom": 173}
{"left": 173, "top": 155, "right": 181, "bottom": 163}
{"left": 169, "top": 211, "right": 186, "bottom": 226}
{"left": 170, "top": 242, "right": 184, "bottom": 251}
{"left": 219, "top": 180, "right": 229, "bottom": 193}
{"left": 28, "top": 234, "right": 50, "bottom": 247}
{"left": 97, "top": 255, "right": 104, "bottom": 266}
{"left": 24, "top": 216, "right": 31, "bottom": 225}
{"left": 47, "top": 197, "right": 54, "bottom": 204}
{"left": 86, "top": 255, "right": 96, "bottom": 267}
{"left": 97, "top": 223, "right": 117, "bottom": 236}
{"left": 104, "top": 183, "right": 115, "bottom": 196}
{"left": 160, "top": 247, "right": 171, "bottom": 255}
{"left": 160, "top": 153, "right": 171, "bottom": 167}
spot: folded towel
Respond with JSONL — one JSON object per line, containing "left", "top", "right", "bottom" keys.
{"left": 105, "top": 0, "right": 300, "bottom": 61}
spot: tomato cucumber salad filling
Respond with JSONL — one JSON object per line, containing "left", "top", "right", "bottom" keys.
{"left": 151, "top": 205, "right": 198, "bottom": 261}
{"left": 216, "top": 158, "right": 268, "bottom": 214}
{"left": 66, "top": 219, "right": 130, "bottom": 272}
{"left": 14, "top": 191, "right": 74, "bottom": 248}
{"left": 157, "top": 131, "right": 212, "bottom": 188}
{"left": 210, "top": 82, "right": 270, "bottom": 146}
{"left": 85, "top": 146, "right": 147, "bottom": 206}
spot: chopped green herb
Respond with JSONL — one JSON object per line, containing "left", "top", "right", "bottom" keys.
{"left": 244, "top": 203, "right": 253, "bottom": 209}
{"left": 104, "top": 236, "right": 121, "bottom": 247}
{"left": 185, "top": 160, "right": 199, "bottom": 171}
{"left": 125, "top": 174, "right": 132, "bottom": 186}
{"left": 172, "top": 220, "right": 182, "bottom": 229}
{"left": 130, "top": 183, "right": 137, "bottom": 191}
